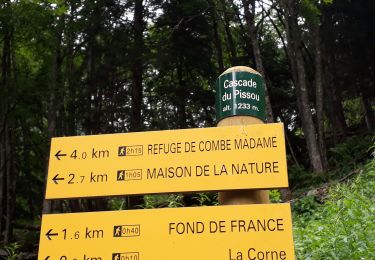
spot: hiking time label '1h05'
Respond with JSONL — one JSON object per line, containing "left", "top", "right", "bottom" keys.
{"left": 45, "top": 123, "right": 288, "bottom": 199}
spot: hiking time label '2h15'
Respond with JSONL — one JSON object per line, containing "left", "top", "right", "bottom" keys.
{"left": 38, "top": 203, "right": 295, "bottom": 260}
{"left": 46, "top": 123, "right": 288, "bottom": 199}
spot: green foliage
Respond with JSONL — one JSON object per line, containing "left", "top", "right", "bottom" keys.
{"left": 269, "top": 189, "right": 282, "bottom": 203}
{"left": 294, "top": 156, "right": 375, "bottom": 259}
{"left": 142, "top": 194, "right": 184, "bottom": 209}
{"left": 1, "top": 0, "right": 374, "bottom": 255}
{"left": 300, "top": 0, "right": 321, "bottom": 25}
{"left": 108, "top": 198, "right": 127, "bottom": 210}
{"left": 108, "top": 195, "right": 186, "bottom": 210}
{"left": 1, "top": 243, "right": 20, "bottom": 260}
{"left": 193, "top": 193, "right": 218, "bottom": 206}
{"left": 300, "top": 0, "right": 333, "bottom": 25}
{"left": 288, "top": 135, "right": 373, "bottom": 193}
{"left": 292, "top": 195, "right": 320, "bottom": 218}
{"left": 328, "top": 134, "right": 373, "bottom": 169}
{"left": 342, "top": 98, "right": 365, "bottom": 127}
{"left": 288, "top": 164, "right": 323, "bottom": 191}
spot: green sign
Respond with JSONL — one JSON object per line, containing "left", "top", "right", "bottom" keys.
{"left": 215, "top": 71, "right": 266, "bottom": 122}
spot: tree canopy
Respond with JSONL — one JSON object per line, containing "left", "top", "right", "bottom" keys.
{"left": 0, "top": 0, "right": 374, "bottom": 256}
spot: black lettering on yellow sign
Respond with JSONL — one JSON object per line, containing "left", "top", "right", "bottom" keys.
{"left": 197, "top": 139, "right": 232, "bottom": 152}
{"left": 91, "top": 148, "right": 109, "bottom": 159}
{"left": 46, "top": 123, "right": 288, "bottom": 199}
{"left": 113, "top": 225, "right": 140, "bottom": 237}
{"left": 39, "top": 203, "right": 294, "bottom": 259}
{"left": 90, "top": 172, "right": 108, "bottom": 183}
{"left": 147, "top": 165, "right": 210, "bottom": 179}
{"left": 214, "top": 162, "right": 279, "bottom": 175}
{"left": 228, "top": 248, "right": 287, "bottom": 260}
{"left": 146, "top": 162, "right": 279, "bottom": 180}
{"left": 83, "top": 254, "right": 103, "bottom": 260}
{"left": 234, "top": 137, "right": 277, "bottom": 150}
{"left": 209, "top": 221, "right": 226, "bottom": 233}
{"left": 148, "top": 142, "right": 183, "bottom": 155}
{"left": 147, "top": 139, "right": 233, "bottom": 155}
{"left": 118, "top": 146, "right": 143, "bottom": 157}
{"left": 112, "top": 252, "right": 139, "bottom": 260}
{"left": 247, "top": 248, "right": 287, "bottom": 260}
{"left": 168, "top": 218, "right": 284, "bottom": 236}
{"left": 230, "top": 219, "right": 284, "bottom": 232}
{"left": 85, "top": 227, "right": 104, "bottom": 239}
{"left": 169, "top": 222, "right": 205, "bottom": 235}
{"left": 117, "top": 169, "right": 142, "bottom": 181}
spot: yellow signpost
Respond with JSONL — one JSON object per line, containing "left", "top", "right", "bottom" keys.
{"left": 39, "top": 66, "right": 296, "bottom": 259}
{"left": 46, "top": 123, "right": 288, "bottom": 199}
{"left": 38, "top": 203, "right": 295, "bottom": 260}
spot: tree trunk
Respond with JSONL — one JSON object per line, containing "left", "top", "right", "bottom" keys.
{"left": 128, "top": 0, "right": 145, "bottom": 209}
{"left": 0, "top": 125, "right": 4, "bottom": 244}
{"left": 219, "top": 0, "right": 237, "bottom": 65}
{"left": 176, "top": 61, "right": 187, "bottom": 129}
{"left": 66, "top": 1, "right": 77, "bottom": 137}
{"left": 230, "top": 0, "right": 254, "bottom": 64}
{"left": 313, "top": 24, "right": 328, "bottom": 170}
{"left": 42, "top": 53, "right": 58, "bottom": 214}
{"left": 323, "top": 54, "right": 348, "bottom": 143}
{"left": 280, "top": 0, "right": 324, "bottom": 173}
{"left": 360, "top": 92, "right": 375, "bottom": 132}
{"left": 1, "top": 10, "right": 14, "bottom": 242}
{"left": 242, "top": 0, "right": 274, "bottom": 122}
{"left": 321, "top": 5, "right": 347, "bottom": 143}
{"left": 0, "top": 32, "right": 8, "bottom": 247}
{"left": 130, "top": 0, "right": 144, "bottom": 132}
{"left": 42, "top": 16, "right": 65, "bottom": 213}
{"left": 4, "top": 125, "right": 16, "bottom": 244}
{"left": 295, "top": 46, "right": 324, "bottom": 173}
{"left": 208, "top": 0, "right": 224, "bottom": 72}
{"left": 20, "top": 121, "right": 35, "bottom": 216}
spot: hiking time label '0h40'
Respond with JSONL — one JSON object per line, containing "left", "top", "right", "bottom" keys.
{"left": 38, "top": 203, "right": 295, "bottom": 260}
{"left": 46, "top": 123, "right": 288, "bottom": 199}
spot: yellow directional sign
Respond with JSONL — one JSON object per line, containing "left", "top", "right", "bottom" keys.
{"left": 46, "top": 123, "right": 288, "bottom": 199}
{"left": 38, "top": 203, "right": 295, "bottom": 260}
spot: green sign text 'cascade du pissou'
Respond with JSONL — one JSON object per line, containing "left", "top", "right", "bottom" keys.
{"left": 215, "top": 71, "right": 266, "bottom": 122}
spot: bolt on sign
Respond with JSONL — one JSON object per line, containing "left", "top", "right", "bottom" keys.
{"left": 45, "top": 123, "right": 288, "bottom": 199}
{"left": 38, "top": 203, "right": 295, "bottom": 260}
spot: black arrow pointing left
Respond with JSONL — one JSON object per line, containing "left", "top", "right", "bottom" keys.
{"left": 46, "top": 229, "right": 58, "bottom": 240}
{"left": 52, "top": 174, "right": 65, "bottom": 184}
{"left": 55, "top": 150, "right": 67, "bottom": 160}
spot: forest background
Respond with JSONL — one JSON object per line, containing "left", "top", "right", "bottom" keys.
{"left": 0, "top": 0, "right": 374, "bottom": 259}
